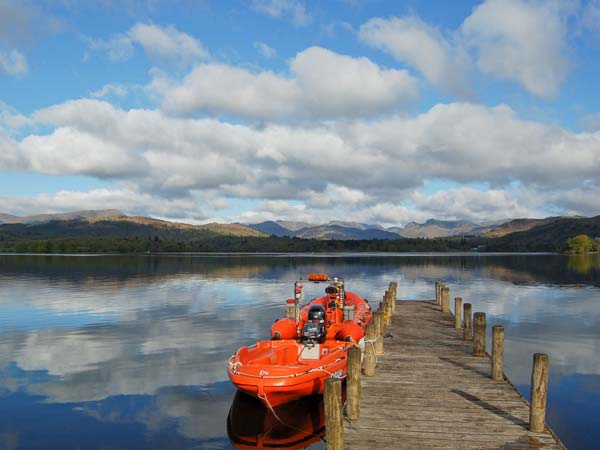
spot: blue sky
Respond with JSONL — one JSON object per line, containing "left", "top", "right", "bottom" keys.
{"left": 0, "top": 0, "right": 599, "bottom": 226}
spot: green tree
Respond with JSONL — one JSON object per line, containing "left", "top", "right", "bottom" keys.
{"left": 564, "top": 234, "right": 596, "bottom": 254}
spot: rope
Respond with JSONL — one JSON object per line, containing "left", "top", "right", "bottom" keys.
{"left": 257, "top": 392, "right": 321, "bottom": 439}
{"left": 364, "top": 337, "right": 378, "bottom": 365}
{"left": 229, "top": 356, "right": 347, "bottom": 379}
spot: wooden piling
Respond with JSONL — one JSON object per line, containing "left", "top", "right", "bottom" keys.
{"left": 346, "top": 346, "right": 362, "bottom": 420}
{"left": 379, "top": 301, "right": 387, "bottom": 331}
{"left": 463, "top": 303, "right": 473, "bottom": 341}
{"left": 454, "top": 297, "right": 463, "bottom": 329}
{"left": 324, "top": 378, "right": 343, "bottom": 450}
{"left": 374, "top": 311, "right": 384, "bottom": 355}
{"left": 492, "top": 325, "right": 505, "bottom": 381}
{"left": 363, "top": 323, "right": 376, "bottom": 377}
{"left": 530, "top": 353, "right": 550, "bottom": 433}
{"left": 435, "top": 282, "right": 441, "bottom": 305}
{"left": 441, "top": 287, "right": 450, "bottom": 313}
{"left": 473, "top": 312, "right": 486, "bottom": 357}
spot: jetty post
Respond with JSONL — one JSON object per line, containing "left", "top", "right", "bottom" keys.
{"left": 473, "top": 312, "right": 487, "bottom": 356}
{"left": 454, "top": 297, "right": 463, "bottom": 328}
{"left": 463, "top": 303, "right": 473, "bottom": 340}
{"left": 529, "top": 353, "right": 550, "bottom": 432}
{"left": 363, "top": 323, "right": 377, "bottom": 377}
{"left": 492, "top": 325, "right": 505, "bottom": 380}
{"left": 324, "top": 378, "right": 344, "bottom": 450}
{"left": 441, "top": 286, "right": 450, "bottom": 313}
{"left": 346, "top": 346, "right": 362, "bottom": 420}
{"left": 374, "top": 311, "right": 384, "bottom": 355}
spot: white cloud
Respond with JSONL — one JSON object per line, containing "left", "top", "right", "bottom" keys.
{"left": 87, "top": 23, "right": 207, "bottom": 65}
{"left": 90, "top": 83, "right": 128, "bottom": 98}
{"left": 0, "top": 188, "right": 206, "bottom": 220}
{"left": 2, "top": 98, "right": 599, "bottom": 223}
{"left": 0, "top": 48, "right": 28, "bottom": 76}
{"left": 461, "top": 0, "right": 571, "bottom": 99}
{"left": 127, "top": 23, "right": 207, "bottom": 61}
{"left": 359, "top": 16, "right": 473, "bottom": 98}
{"left": 411, "top": 187, "right": 536, "bottom": 221}
{"left": 251, "top": 0, "right": 311, "bottom": 27}
{"left": 159, "top": 46, "right": 419, "bottom": 120}
{"left": 253, "top": 41, "right": 277, "bottom": 59}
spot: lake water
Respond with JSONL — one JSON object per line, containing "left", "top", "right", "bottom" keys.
{"left": 0, "top": 253, "right": 599, "bottom": 450}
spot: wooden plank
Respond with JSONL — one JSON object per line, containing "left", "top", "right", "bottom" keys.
{"left": 342, "top": 299, "right": 567, "bottom": 450}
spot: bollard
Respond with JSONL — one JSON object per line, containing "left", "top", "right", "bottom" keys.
{"left": 379, "top": 301, "right": 387, "bottom": 331}
{"left": 441, "top": 287, "right": 450, "bottom": 313}
{"left": 324, "top": 378, "right": 344, "bottom": 450}
{"left": 463, "top": 303, "right": 473, "bottom": 340}
{"left": 492, "top": 325, "right": 505, "bottom": 381}
{"left": 374, "top": 311, "right": 384, "bottom": 355}
{"left": 382, "top": 300, "right": 392, "bottom": 328}
{"left": 473, "top": 312, "right": 486, "bottom": 356}
{"left": 529, "top": 353, "right": 549, "bottom": 433}
{"left": 435, "top": 282, "right": 441, "bottom": 305}
{"left": 454, "top": 297, "right": 463, "bottom": 329}
{"left": 363, "top": 323, "right": 376, "bottom": 377}
{"left": 346, "top": 347, "right": 362, "bottom": 420}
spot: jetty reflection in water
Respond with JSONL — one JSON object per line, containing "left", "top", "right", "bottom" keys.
{"left": 227, "top": 391, "right": 325, "bottom": 450}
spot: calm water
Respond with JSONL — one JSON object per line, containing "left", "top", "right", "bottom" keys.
{"left": 0, "top": 253, "right": 599, "bottom": 450}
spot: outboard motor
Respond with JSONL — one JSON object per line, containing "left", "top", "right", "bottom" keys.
{"left": 302, "top": 304, "right": 326, "bottom": 343}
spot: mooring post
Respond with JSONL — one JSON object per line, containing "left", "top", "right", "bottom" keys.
{"left": 374, "top": 311, "right": 384, "bottom": 355}
{"left": 492, "top": 325, "right": 505, "bottom": 381}
{"left": 364, "top": 323, "right": 376, "bottom": 377}
{"left": 441, "top": 287, "right": 450, "bottom": 313}
{"left": 379, "top": 301, "right": 387, "bottom": 331}
{"left": 389, "top": 282, "right": 397, "bottom": 312}
{"left": 473, "top": 312, "right": 487, "bottom": 356}
{"left": 324, "top": 378, "right": 344, "bottom": 450}
{"left": 529, "top": 353, "right": 549, "bottom": 433}
{"left": 346, "top": 346, "right": 362, "bottom": 420}
{"left": 435, "top": 282, "right": 441, "bottom": 305}
{"left": 463, "top": 303, "right": 473, "bottom": 340}
{"left": 454, "top": 297, "right": 463, "bottom": 329}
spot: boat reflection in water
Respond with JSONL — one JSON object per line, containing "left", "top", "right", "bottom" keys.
{"left": 227, "top": 390, "right": 325, "bottom": 449}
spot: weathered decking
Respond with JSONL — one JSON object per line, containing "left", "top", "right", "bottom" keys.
{"left": 343, "top": 300, "right": 566, "bottom": 450}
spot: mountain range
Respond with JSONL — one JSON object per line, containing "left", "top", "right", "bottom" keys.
{"left": 1, "top": 209, "right": 599, "bottom": 253}
{"left": 246, "top": 218, "right": 513, "bottom": 240}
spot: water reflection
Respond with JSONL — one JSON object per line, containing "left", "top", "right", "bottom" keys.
{"left": 227, "top": 392, "right": 325, "bottom": 450}
{"left": 0, "top": 254, "right": 599, "bottom": 449}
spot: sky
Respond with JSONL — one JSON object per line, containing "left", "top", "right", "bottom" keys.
{"left": 0, "top": 0, "right": 599, "bottom": 227}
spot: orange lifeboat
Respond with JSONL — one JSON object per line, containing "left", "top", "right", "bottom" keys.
{"left": 227, "top": 339, "right": 349, "bottom": 408}
{"left": 227, "top": 274, "right": 372, "bottom": 407}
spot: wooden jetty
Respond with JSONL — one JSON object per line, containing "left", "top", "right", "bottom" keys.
{"left": 324, "top": 282, "right": 567, "bottom": 450}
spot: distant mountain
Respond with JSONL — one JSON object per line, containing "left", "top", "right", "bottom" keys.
{"left": 326, "top": 221, "right": 384, "bottom": 231}
{"left": 293, "top": 225, "right": 399, "bottom": 240}
{"left": 0, "top": 209, "right": 125, "bottom": 224}
{"left": 482, "top": 217, "right": 566, "bottom": 238}
{"left": 486, "top": 216, "right": 600, "bottom": 252}
{"left": 247, "top": 221, "right": 294, "bottom": 236}
{"left": 390, "top": 219, "right": 509, "bottom": 238}
{"left": 0, "top": 213, "right": 20, "bottom": 223}
{"left": 0, "top": 215, "right": 266, "bottom": 241}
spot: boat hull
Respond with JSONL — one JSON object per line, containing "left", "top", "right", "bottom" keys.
{"left": 227, "top": 339, "right": 349, "bottom": 407}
